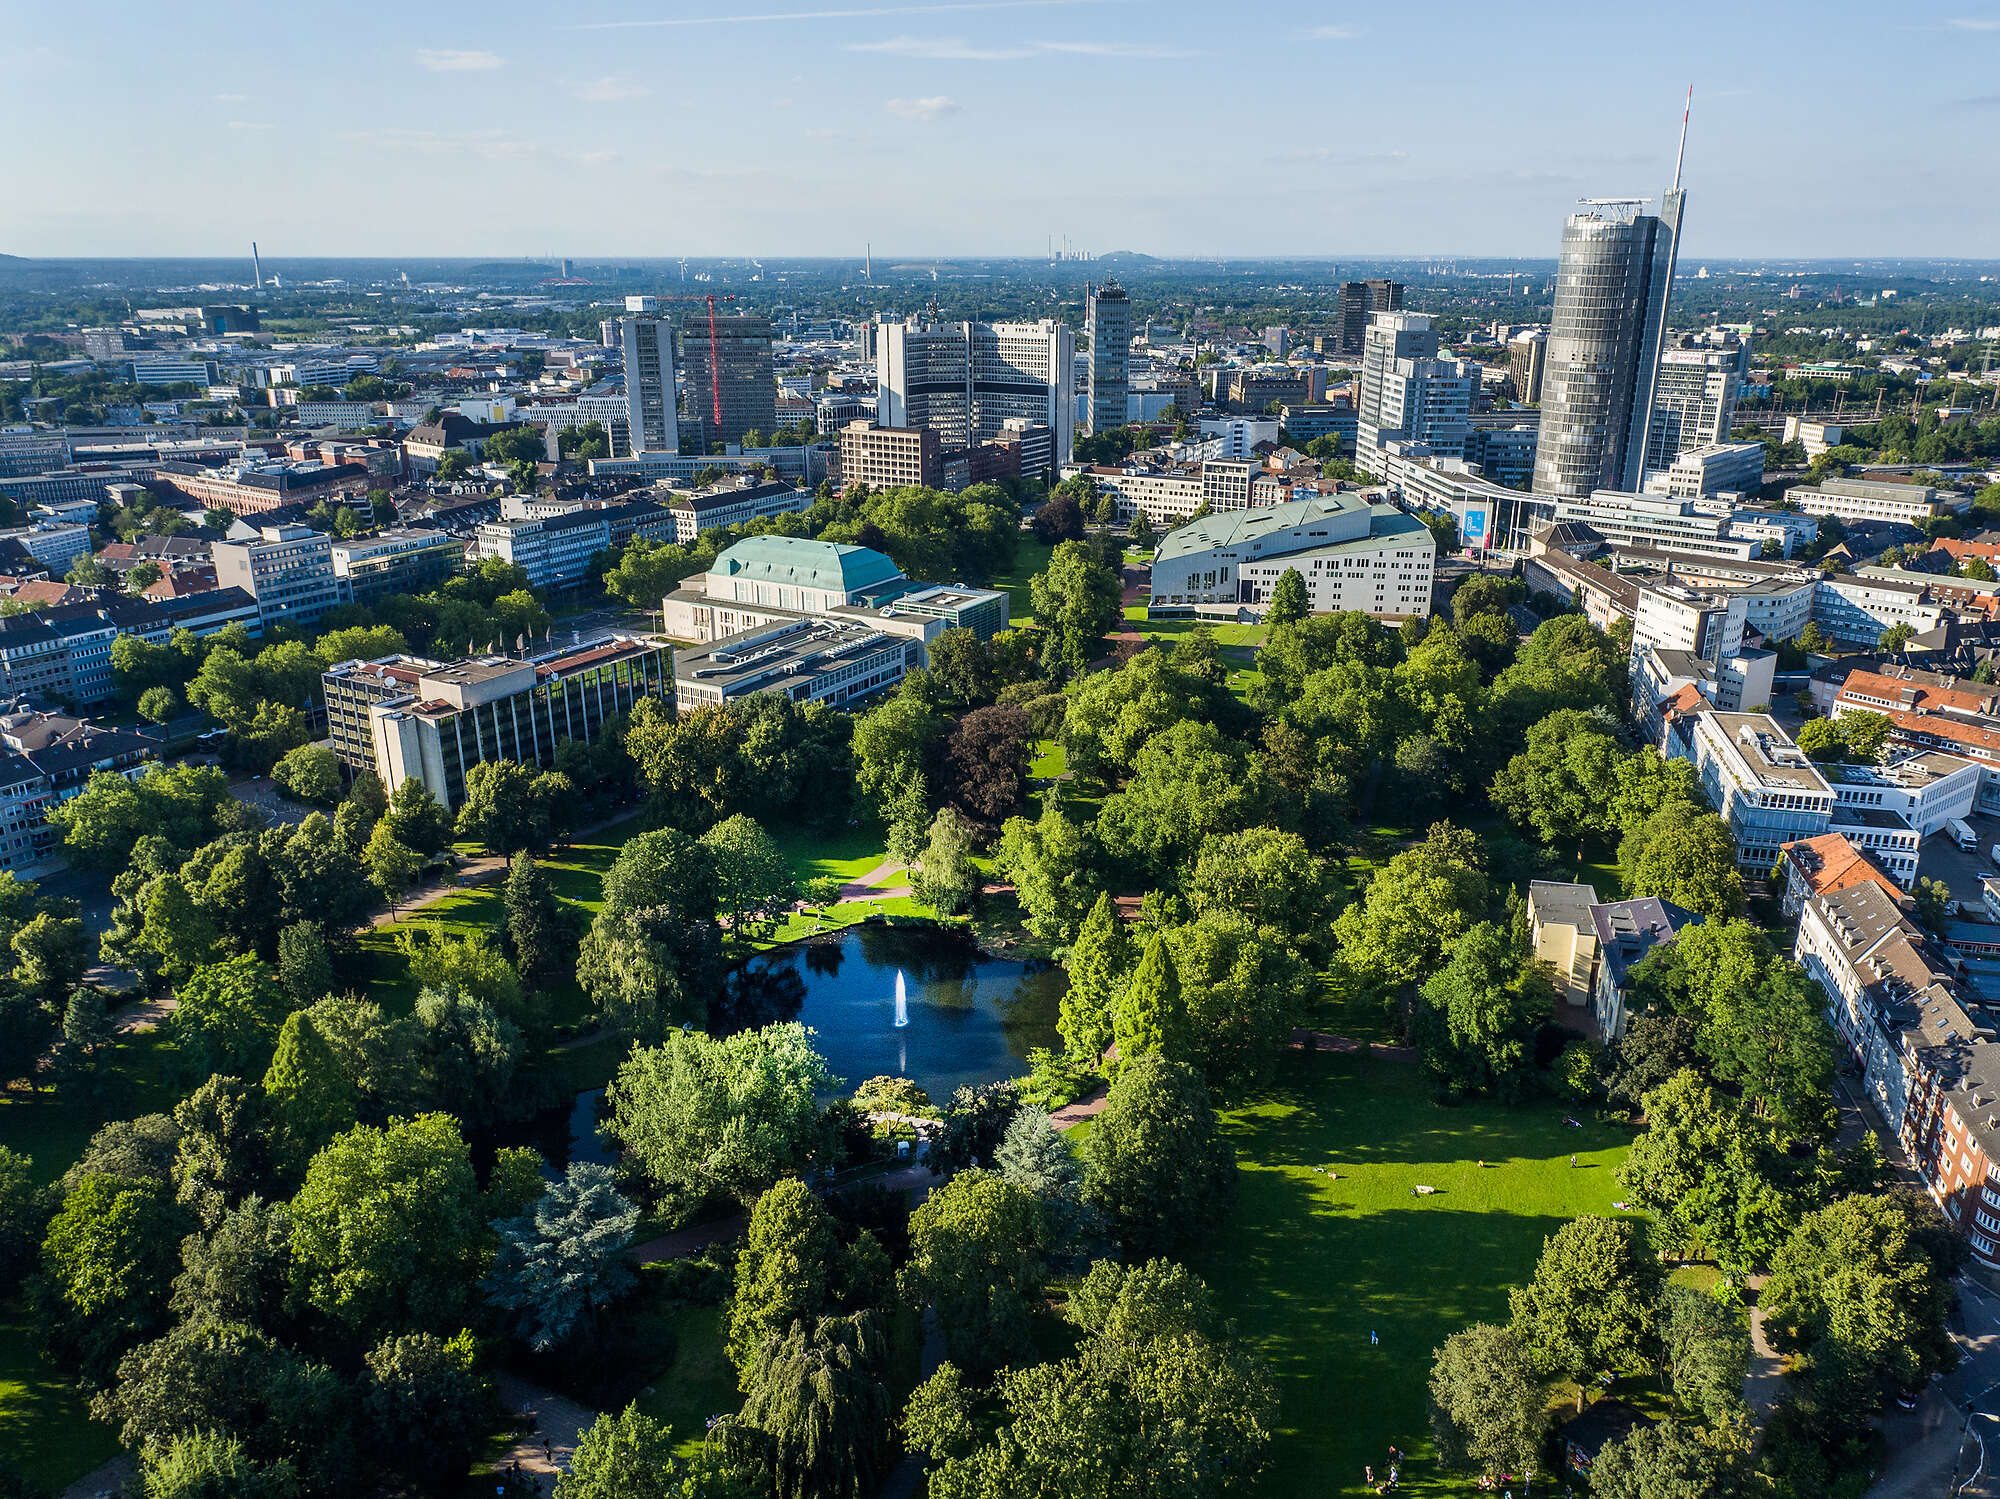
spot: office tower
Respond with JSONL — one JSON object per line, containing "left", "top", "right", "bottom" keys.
{"left": 876, "top": 313, "right": 1075, "bottom": 464}
{"left": 1337, "top": 279, "right": 1405, "bottom": 358}
{"left": 1644, "top": 336, "right": 1750, "bottom": 474}
{"left": 1507, "top": 327, "right": 1548, "bottom": 404}
{"left": 1084, "top": 279, "right": 1132, "bottom": 436}
{"left": 1356, "top": 311, "right": 1474, "bottom": 459}
{"left": 680, "top": 314, "right": 777, "bottom": 448}
{"left": 614, "top": 316, "right": 679, "bottom": 455}
{"left": 1532, "top": 190, "right": 1685, "bottom": 497}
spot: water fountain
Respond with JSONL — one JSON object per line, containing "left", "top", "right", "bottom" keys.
{"left": 892, "top": 970, "right": 909, "bottom": 1027}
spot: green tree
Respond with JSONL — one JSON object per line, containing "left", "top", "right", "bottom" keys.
{"left": 560, "top": 1405, "right": 762, "bottom": 1499}
{"left": 137, "top": 1430, "right": 296, "bottom": 1499}
{"left": 270, "top": 744, "right": 341, "bottom": 805}
{"left": 910, "top": 807, "right": 982, "bottom": 916}
{"left": 1164, "top": 910, "right": 1312, "bottom": 1093}
{"left": 1083, "top": 1056, "right": 1235, "bottom": 1258}
{"left": 138, "top": 684, "right": 180, "bottom": 724}
{"left": 362, "top": 821, "right": 423, "bottom": 908}
{"left": 1413, "top": 922, "right": 1552, "bottom": 1098}
{"left": 382, "top": 777, "right": 452, "bottom": 857}
{"left": 287, "top": 1114, "right": 485, "bottom": 1340}
{"left": 1264, "top": 566, "right": 1310, "bottom": 627}
{"left": 1590, "top": 1421, "right": 1740, "bottom": 1499}
{"left": 1508, "top": 1216, "right": 1662, "bottom": 1409}
{"left": 1186, "top": 826, "right": 1335, "bottom": 950}
{"left": 1332, "top": 821, "right": 1490, "bottom": 1004}
{"left": 902, "top": 1169, "right": 1046, "bottom": 1374}
{"left": 1061, "top": 893, "right": 1130, "bottom": 1062}
{"left": 991, "top": 802, "right": 1101, "bottom": 942}
{"left": 171, "top": 956, "right": 286, "bottom": 1081}
{"left": 35, "top": 1173, "right": 190, "bottom": 1380}
{"left": 729, "top": 1179, "right": 846, "bottom": 1376}
{"left": 0, "top": 1147, "right": 51, "bottom": 1295}
{"left": 608, "top": 1023, "right": 836, "bottom": 1211}
{"left": 1489, "top": 708, "right": 1625, "bottom": 847}
{"left": 1620, "top": 802, "right": 1745, "bottom": 920}
{"left": 1427, "top": 1322, "right": 1548, "bottom": 1485}
{"left": 362, "top": 1329, "right": 493, "bottom": 1491}
{"left": 12, "top": 907, "right": 88, "bottom": 1009}
{"left": 1030, "top": 539, "right": 1123, "bottom": 680}
{"left": 1113, "top": 932, "right": 1188, "bottom": 1068}
{"left": 504, "top": 852, "right": 569, "bottom": 979}
{"left": 736, "top": 1312, "right": 891, "bottom": 1499}
{"left": 261, "top": 1010, "right": 361, "bottom": 1180}
{"left": 485, "top": 1162, "right": 638, "bottom": 1353}
{"left": 455, "top": 759, "right": 547, "bottom": 854}
{"left": 702, "top": 815, "right": 796, "bottom": 933}
{"left": 1659, "top": 1281, "right": 1750, "bottom": 1427}
{"left": 274, "top": 922, "right": 332, "bottom": 1009}
{"left": 1614, "top": 1070, "right": 1785, "bottom": 1272}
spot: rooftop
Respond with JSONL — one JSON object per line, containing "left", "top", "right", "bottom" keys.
{"left": 1154, "top": 493, "right": 1373, "bottom": 564}
{"left": 710, "top": 535, "right": 907, "bottom": 596}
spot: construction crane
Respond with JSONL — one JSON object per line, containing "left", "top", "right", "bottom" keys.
{"left": 663, "top": 294, "right": 738, "bottom": 434}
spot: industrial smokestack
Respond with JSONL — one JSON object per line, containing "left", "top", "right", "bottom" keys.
{"left": 252, "top": 242, "right": 263, "bottom": 291}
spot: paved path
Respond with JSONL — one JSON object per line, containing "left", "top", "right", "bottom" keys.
{"left": 1740, "top": 1274, "right": 1786, "bottom": 1434}
{"left": 60, "top": 1455, "right": 134, "bottom": 1499}
{"left": 1290, "top": 1027, "right": 1420, "bottom": 1063}
{"left": 833, "top": 861, "right": 905, "bottom": 903}
{"left": 494, "top": 1372, "right": 595, "bottom": 1495}
{"left": 368, "top": 853, "right": 509, "bottom": 929}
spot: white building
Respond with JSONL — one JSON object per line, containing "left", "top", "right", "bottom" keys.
{"left": 1670, "top": 710, "right": 1835, "bottom": 873}
{"left": 1787, "top": 476, "right": 1967, "bottom": 527}
{"left": 211, "top": 523, "right": 345, "bottom": 633}
{"left": 1645, "top": 341, "right": 1750, "bottom": 474}
{"left": 1641, "top": 441, "right": 1764, "bottom": 500}
{"left": 1813, "top": 573, "right": 1945, "bottom": 646}
{"left": 1547, "top": 490, "right": 1760, "bottom": 561}
{"left": 877, "top": 315, "right": 1075, "bottom": 465}
{"left": 612, "top": 315, "right": 679, "bottom": 455}
{"left": 1148, "top": 494, "right": 1435, "bottom": 622}
{"left": 1357, "top": 312, "right": 1475, "bottom": 459}
{"left": 471, "top": 512, "right": 611, "bottom": 592}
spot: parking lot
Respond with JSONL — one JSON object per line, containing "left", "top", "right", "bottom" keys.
{"left": 1915, "top": 813, "right": 2000, "bottom": 917}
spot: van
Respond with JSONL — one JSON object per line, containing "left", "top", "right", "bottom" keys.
{"left": 1948, "top": 818, "right": 1978, "bottom": 852}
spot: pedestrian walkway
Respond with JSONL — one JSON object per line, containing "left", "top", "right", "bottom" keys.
{"left": 1290, "top": 1027, "right": 1419, "bottom": 1063}
{"left": 494, "top": 1372, "right": 595, "bottom": 1495}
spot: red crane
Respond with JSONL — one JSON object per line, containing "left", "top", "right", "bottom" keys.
{"left": 663, "top": 294, "right": 738, "bottom": 435}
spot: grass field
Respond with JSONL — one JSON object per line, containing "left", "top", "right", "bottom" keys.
{"left": 0, "top": 1300, "right": 122, "bottom": 1492}
{"left": 994, "top": 538, "right": 1054, "bottom": 628}
{"left": 1194, "top": 1050, "right": 1638, "bottom": 1497}
{"left": 637, "top": 1304, "right": 739, "bottom": 1459}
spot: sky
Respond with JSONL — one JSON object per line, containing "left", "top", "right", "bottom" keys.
{"left": 7, "top": 0, "right": 2000, "bottom": 261}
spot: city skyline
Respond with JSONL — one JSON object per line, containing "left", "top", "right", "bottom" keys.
{"left": 9, "top": 0, "right": 2000, "bottom": 260}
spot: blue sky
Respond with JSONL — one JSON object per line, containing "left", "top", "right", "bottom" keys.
{"left": 7, "top": 0, "right": 1999, "bottom": 260}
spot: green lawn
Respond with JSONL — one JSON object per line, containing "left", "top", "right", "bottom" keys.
{"left": 0, "top": 1300, "right": 121, "bottom": 1492}
{"left": 1194, "top": 1051, "right": 1638, "bottom": 1497}
{"left": 994, "top": 538, "right": 1054, "bottom": 628}
{"left": 636, "top": 1304, "right": 739, "bottom": 1459}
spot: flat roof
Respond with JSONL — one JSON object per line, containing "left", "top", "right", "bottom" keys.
{"left": 1154, "top": 493, "right": 1371, "bottom": 563}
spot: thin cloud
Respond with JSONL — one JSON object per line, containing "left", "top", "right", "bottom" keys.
{"left": 885, "top": 95, "right": 961, "bottom": 120}
{"left": 1033, "top": 39, "right": 1189, "bottom": 55}
{"left": 573, "top": 75, "right": 651, "bottom": 102}
{"left": 214, "top": 92, "right": 252, "bottom": 103}
{"left": 341, "top": 127, "right": 538, "bottom": 160}
{"left": 574, "top": 0, "right": 1114, "bottom": 30}
{"left": 1948, "top": 16, "right": 2000, "bottom": 28}
{"left": 577, "top": 150, "right": 621, "bottom": 165}
{"left": 1302, "top": 24, "right": 1358, "bottom": 39}
{"left": 415, "top": 48, "right": 505, "bottom": 71}
{"left": 1949, "top": 93, "right": 2000, "bottom": 111}
{"left": 850, "top": 35, "right": 1033, "bottom": 57}
{"left": 227, "top": 120, "right": 273, "bottom": 131}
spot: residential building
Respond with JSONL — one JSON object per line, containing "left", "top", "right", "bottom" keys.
{"left": 0, "top": 521, "right": 90, "bottom": 575}
{"left": 471, "top": 511, "right": 611, "bottom": 592}
{"left": 1644, "top": 338, "right": 1750, "bottom": 475}
{"left": 0, "top": 707, "right": 155, "bottom": 875}
{"left": 328, "top": 528, "right": 461, "bottom": 605}
{"left": 1526, "top": 878, "right": 1696, "bottom": 1037}
{"left": 674, "top": 618, "right": 917, "bottom": 714}
{"left": 1084, "top": 280, "right": 1131, "bottom": 437}
{"left": 1336, "top": 279, "right": 1404, "bottom": 358}
{"left": 1794, "top": 879, "right": 2000, "bottom": 1265}
{"left": 1778, "top": 830, "right": 1905, "bottom": 919}
{"left": 213, "top": 524, "right": 345, "bottom": 634}
{"left": 1522, "top": 548, "right": 1641, "bottom": 635}
{"left": 876, "top": 313, "right": 1075, "bottom": 465}
{"left": 1590, "top": 897, "right": 1698, "bottom": 1038}
{"left": 611, "top": 315, "right": 679, "bottom": 455}
{"left": 1670, "top": 710, "right": 1834, "bottom": 872}
{"left": 1357, "top": 312, "right": 1475, "bottom": 459}
{"left": 1147, "top": 494, "right": 1435, "bottom": 622}
{"left": 680, "top": 314, "right": 776, "bottom": 449}
{"left": 1641, "top": 442, "right": 1765, "bottom": 500}
{"left": 153, "top": 586, "right": 261, "bottom": 640}
{"left": 839, "top": 422, "right": 941, "bottom": 491}
{"left": 1787, "top": 477, "right": 1968, "bottom": 528}
{"left": 663, "top": 479, "right": 814, "bottom": 544}
{"left": 1528, "top": 880, "right": 1602, "bottom": 1008}
{"left": 1534, "top": 192, "right": 1684, "bottom": 497}
{"left": 322, "top": 637, "right": 670, "bottom": 807}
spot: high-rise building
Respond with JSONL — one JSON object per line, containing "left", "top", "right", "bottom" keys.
{"left": 1357, "top": 312, "right": 1476, "bottom": 459}
{"left": 1644, "top": 336, "right": 1750, "bottom": 475}
{"left": 1532, "top": 191, "right": 1685, "bottom": 497}
{"left": 876, "top": 312, "right": 1075, "bottom": 464}
{"left": 614, "top": 315, "right": 679, "bottom": 455}
{"left": 1507, "top": 327, "right": 1548, "bottom": 404}
{"left": 680, "top": 314, "right": 777, "bottom": 449}
{"left": 1337, "top": 279, "right": 1405, "bottom": 358}
{"left": 1084, "top": 280, "right": 1131, "bottom": 437}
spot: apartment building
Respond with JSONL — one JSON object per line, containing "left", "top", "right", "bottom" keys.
{"left": 1777, "top": 830, "right": 1905, "bottom": 919}
{"left": 1148, "top": 494, "right": 1436, "bottom": 622}
{"left": 0, "top": 521, "right": 91, "bottom": 575}
{"left": 1528, "top": 879, "right": 1698, "bottom": 1038}
{"left": 838, "top": 422, "right": 941, "bottom": 492}
{"left": 322, "top": 637, "right": 670, "bottom": 807}
{"left": 1669, "top": 710, "right": 1835, "bottom": 872}
{"left": 329, "top": 528, "right": 461, "bottom": 606}
{"left": 0, "top": 707, "right": 155, "bottom": 875}
{"left": 213, "top": 524, "right": 345, "bottom": 633}
{"left": 1795, "top": 880, "right": 2000, "bottom": 1266}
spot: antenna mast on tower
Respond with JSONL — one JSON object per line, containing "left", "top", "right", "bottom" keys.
{"left": 1672, "top": 84, "right": 1692, "bottom": 192}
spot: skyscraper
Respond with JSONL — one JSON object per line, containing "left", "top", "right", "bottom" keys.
{"left": 1644, "top": 336, "right": 1749, "bottom": 474}
{"left": 1357, "top": 311, "right": 1475, "bottom": 459}
{"left": 1532, "top": 189, "right": 1685, "bottom": 497}
{"left": 1337, "top": 279, "right": 1405, "bottom": 358}
{"left": 680, "top": 314, "right": 777, "bottom": 449}
{"left": 877, "top": 312, "right": 1074, "bottom": 464}
{"left": 1084, "top": 279, "right": 1131, "bottom": 436}
{"left": 614, "top": 315, "right": 679, "bottom": 455}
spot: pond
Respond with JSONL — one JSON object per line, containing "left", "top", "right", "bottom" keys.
{"left": 722, "top": 922, "right": 1066, "bottom": 1103}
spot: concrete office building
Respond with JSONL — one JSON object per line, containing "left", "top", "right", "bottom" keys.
{"left": 613, "top": 315, "right": 679, "bottom": 455}
{"left": 1813, "top": 573, "right": 1945, "bottom": 646}
{"left": 1084, "top": 280, "right": 1131, "bottom": 438}
{"left": 1533, "top": 192, "right": 1685, "bottom": 497}
{"left": 1148, "top": 494, "right": 1435, "bottom": 622}
{"left": 1641, "top": 442, "right": 1765, "bottom": 500}
{"left": 674, "top": 618, "right": 916, "bottom": 714}
{"left": 1547, "top": 490, "right": 1759, "bottom": 561}
{"left": 993, "top": 417, "right": 1055, "bottom": 482}
{"left": 328, "top": 528, "right": 461, "bottom": 606}
{"left": 1645, "top": 338, "right": 1749, "bottom": 474}
{"left": 1669, "top": 710, "right": 1834, "bottom": 873}
{"left": 1507, "top": 327, "right": 1548, "bottom": 404}
{"left": 213, "top": 524, "right": 345, "bottom": 634}
{"left": 1336, "top": 279, "right": 1405, "bottom": 357}
{"left": 681, "top": 314, "right": 777, "bottom": 449}
{"left": 876, "top": 313, "right": 1074, "bottom": 464}
{"left": 839, "top": 422, "right": 941, "bottom": 492}
{"left": 1357, "top": 312, "right": 1476, "bottom": 459}
{"left": 471, "top": 512, "right": 612, "bottom": 593}
{"left": 663, "top": 480, "right": 813, "bottom": 544}
{"left": 1787, "top": 477, "right": 1967, "bottom": 528}
{"left": 322, "top": 637, "right": 670, "bottom": 807}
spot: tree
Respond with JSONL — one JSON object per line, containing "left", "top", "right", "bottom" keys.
{"left": 287, "top": 1114, "right": 486, "bottom": 1340}
{"left": 1165, "top": 911, "right": 1310, "bottom": 1093}
{"left": 902, "top": 1169, "right": 1046, "bottom": 1373}
{"left": 1879, "top": 622, "right": 1915, "bottom": 653}
{"left": 137, "top": 1430, "right": 296, "bottom": 1499}
{"left": 1061, "top": 893, "right": 1130, "bottom": 1062}
{"left": 170, "top": 1195, "right": 293, "bottom": 1332}
{"left": 1508, "top": 1216, "right": 1662, "bottom": 1408}
{"left": 270, "top": 744, "right": 341, "bottom": 805}
{"left": 1659, "top": 1282, "right": 1750, "bottom": 1427}
{"left": 1614, "top": 1070, "right": 1784, "bottom": 1272}
{"left": 941, "top": 705, "right": 1031, "bottom": 829}
{"left": 578, "top": 829, "right": 722, "bottom": 1038}
{"left": 1030, "top": 539, "right": 1123, "bottom": 679}
{"left": 1186, "top": 826, "right": 1335, "bottom": 950}
{"left": 398, "top": 927, "right": 525, "bottom": 1017}
{"left": 274, "top": 922, "right": 333, "bottom": 1009}
{"left": 994, "top": 1107, "right": 1099, "bottom": 1271}
{"left": 991, "top": 803, "right": 1101, "bottom": 942}
{"left": 607, "top": 1023, "right": 836, "bottom": 1211}
{"left": 561, "top": 1404, "right": 762, "bottom": 1499}
{"left": 411, "top": 984, "right": 522, "bottom": 1127}
{"left": 1113, "top": 932, "right": 1188, "bottom": 1068}
{"left": 48, "top": 762, "right": 231, "bottom": 868}
{"left": 1620, "top": 802, "right": 1744, "bottom": 921}
{"left": 138, "top": 684, "right": 180, "bottom": 724}
{"left": 1490, "top": 708, "right": 1625, "bottom": 847}
{"left": 910, "top": 808, "right": 982, "bottom": 916}
{"left": 701, "top": 815, "right": 796, "bottom": 934}
{"left": 735, "top": 1313, "right": 891, "bottom": 1499}
{"left": 455, "top": 759, "right": 547, "bottom": 854}
{"left": 1413, "top": 922, "right": 1552, "bottom": 1098}
{"left": 1332, "top": 822, "right": 1490, "bottom": 1003}
{"left": 729, "top": 1179, "right": 847, "bottom": 1376}
{"left": 505, "top": 852, "right": 569, "bottom": 979}
{"left": 170, "top": 1074, "right": 268, "bottom": 1225}
{"left": 362, "top": 821, "right": 423, "bottom": 908}
{"left": 0, "top": 1146, "right": 51, "bottom": 1295}
{"left": 1603, "top": 1012, "right": 1701, "bottom": 1110}
{"left": 1590, "top": 1421, "right": 1740, "bottom": 1499}
{"left": 35, "top": 1173, "right": 189, "bottom": 1380}
{"left": 261, "top": 1010, "right": 361, "bottom": 1180}
{"left": 1427, "top": 1323, "right": 1548, "bottom": 1484}
{"left": 363, "top": 1329, "right": 493, "bottom": 1491}
{"left": 486, "top": 1163, "right": 638, "bottom": 1353}
{"left": 1083, "top": 1056, "right": 1235, "bottom": 1258}
{"left": 12, "top": 907, "right": 88, "bottom": 1009}
{"left": 382, "top": 777, "right": 452, "bottom": 857}
{"left": 171, "top": 956, "right": 286, "bottom": 1081}
{"left": 1264, "top": 567, "right": 1309, "bottom": 627}
{"left": 1761, "top": 1190, "right": 1960, "bottom": 1415}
